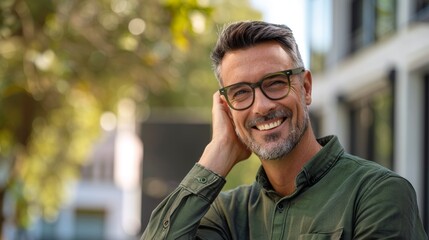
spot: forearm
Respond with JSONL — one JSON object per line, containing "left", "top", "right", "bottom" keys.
{"left": 198, "top": 140, "right": 242, "bottom": 177}
{"left": 141, "top": 164, "right": 226, "bottom": 240}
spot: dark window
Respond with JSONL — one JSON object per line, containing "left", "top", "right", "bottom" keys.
{"left": 415, "top": 0, "right": 429, "bottom": 21}
{"left": 350, "top": 0, "right": 397, "bottom": 53}
{"left": 140, "top": 122, "right": 210, "bottom": 231}
{"left": 348, "top": 86, "right": 394, "bottom": 169}
{"left": 416, "top": 0, "right": 429, "bottom": 12}
{"left": 350, "top": 0, "right": 365, "bottom": 52}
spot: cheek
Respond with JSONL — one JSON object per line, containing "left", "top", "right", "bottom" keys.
{"left": 285, "top": 94, "right": 307, "bottom": 121}
{"left": 231, "top": 112, "right": 247, "bottom": 132}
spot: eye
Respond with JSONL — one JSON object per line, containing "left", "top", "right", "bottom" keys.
{"left": 263, "top": 76, "right": 289, "bottom": 90}
{"left": 228, "top": 85, "right": 252, "bottom": 102}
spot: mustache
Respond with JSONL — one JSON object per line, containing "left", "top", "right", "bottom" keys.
{"left": 245, "top": 108, "right": 292, "bottom": 128}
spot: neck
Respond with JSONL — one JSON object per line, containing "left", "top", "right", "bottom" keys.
{"left": 260, "top": 127, "right": 321, "bottom": 197}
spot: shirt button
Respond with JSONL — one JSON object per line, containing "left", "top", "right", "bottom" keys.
{"left": 197, "top": 177, "right": 207, "bottom": 184}
{"left": 163, "top": 219, "right": 169, "bottom": 228}
{"left": 277, "top": 203, "right": 284, "bottom": 213}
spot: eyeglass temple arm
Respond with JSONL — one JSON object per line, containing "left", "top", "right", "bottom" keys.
{"left": 288, "top": 67, "right": 305, "bottom": 75}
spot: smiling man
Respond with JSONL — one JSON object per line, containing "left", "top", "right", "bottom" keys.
{"left": 141, "top": 21, "right": 427, "bottom": 239}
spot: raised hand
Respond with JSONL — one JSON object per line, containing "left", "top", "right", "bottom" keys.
{"left": 198, "top": 92, "right": 251, "bottom": 177}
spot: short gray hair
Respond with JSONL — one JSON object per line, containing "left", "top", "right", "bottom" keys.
{"left": 210, "top": 21, "right": 304, "bottom": 85}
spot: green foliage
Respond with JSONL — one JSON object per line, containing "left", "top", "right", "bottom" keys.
{"left": 0, "top": 0, "right": 262, "bottom": 231}
{"left": 223, "top": 154, "right": 261, "bottom": 190}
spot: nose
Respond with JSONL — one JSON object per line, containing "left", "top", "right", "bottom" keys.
{"left": 252, "top": 87, "right": 276, "bottom": 114}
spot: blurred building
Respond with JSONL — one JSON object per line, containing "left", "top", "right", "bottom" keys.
{"left": 27, "top": 106, "right": 210, "bottom": 239}
{"left": 31, "top": 100, "right": 143, "bottom": 240}
{"left": 307, "top": 0, "right": 429, "bottom": 232}
{"left": 139, "top": 120, "right": 211, "bottom": 231}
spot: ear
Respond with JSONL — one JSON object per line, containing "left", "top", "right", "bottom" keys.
{"left": 302, "top": 70, "right": 313, "bottom": 105}
{"left": 219, "top": 93, "right": 233, "bottom": 119}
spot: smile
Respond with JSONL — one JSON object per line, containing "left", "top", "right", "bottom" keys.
{"left": 256, "top": 119, "right": 284, "bottom": 131}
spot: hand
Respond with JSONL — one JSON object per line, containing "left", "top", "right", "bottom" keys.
{"left": 198, "top": 92, "right": 251, "bottom": 177}
{"left": 212, "top": 92, "right": 251, "bottom": 161}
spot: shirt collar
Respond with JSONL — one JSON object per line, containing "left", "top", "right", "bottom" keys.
{"left": 256, "top": 135, "right": 344, "bottom": 196}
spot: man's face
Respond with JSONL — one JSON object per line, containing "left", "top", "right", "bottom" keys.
{"left": 220, "top": 41, "right": 312, "bottom": 160}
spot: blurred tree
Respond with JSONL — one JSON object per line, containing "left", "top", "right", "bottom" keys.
{"left": 147, "top": 0, "right": 262, "bottom": 110}
{"left": 0, "top": 0, "right": 261, "bottom": 236}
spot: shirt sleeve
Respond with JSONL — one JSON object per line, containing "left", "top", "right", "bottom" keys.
{"left": 140, "top": 163, "right": 226, "bottom": 240}
{"left": 354, "top": 174, "right": 428, "bottom": 239}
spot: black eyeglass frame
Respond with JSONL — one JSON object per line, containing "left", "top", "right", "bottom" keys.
{"left": 219, "top": 67, "right": 305, "bottom": 111}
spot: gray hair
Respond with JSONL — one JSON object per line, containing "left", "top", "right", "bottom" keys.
{"left": 210, "top": 21, "right": 304, "bottom": 85}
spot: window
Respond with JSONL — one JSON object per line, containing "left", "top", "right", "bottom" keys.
{"left": 375, "top": 0, "right": 397, "bottom": 40}
{"left": 416, "top": 0, "right": 429, "bottom": 21}
{"left": 350, "top": 0, "right": 397, "bottom": 53}
{"left": 40, "top": 219, "right": 58, "bottom": 240}
{"left": 348, "top": 87, "right": 394, "bottom": 169}
{"left": 74, "top": 209, "right": 106, "bottom": 240}
{"left": 350, "top": 0, "right": 364, "bottom": 52}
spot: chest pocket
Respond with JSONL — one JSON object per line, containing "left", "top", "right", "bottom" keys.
{"left": 298, "top": 228, "right": 343, "bottom": 240}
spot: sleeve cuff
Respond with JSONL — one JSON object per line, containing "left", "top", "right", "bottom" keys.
{"left": 180, "top": 163, "right": 226, "bottom": 202}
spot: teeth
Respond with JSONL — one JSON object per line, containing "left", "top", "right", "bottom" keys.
{"left": 256, "top": 119, "right": 282, "bottom": 131}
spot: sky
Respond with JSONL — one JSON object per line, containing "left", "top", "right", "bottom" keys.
{"left": 249, "top": 0, "right": 309, "bottom": 66}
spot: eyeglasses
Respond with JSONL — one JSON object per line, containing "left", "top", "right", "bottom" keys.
{"left": 219, "top": 67, "right": 305, "bottom": 110}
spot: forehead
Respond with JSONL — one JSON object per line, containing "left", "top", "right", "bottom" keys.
{"left": 220, "top": 41, "right": 294, "bottom": 86}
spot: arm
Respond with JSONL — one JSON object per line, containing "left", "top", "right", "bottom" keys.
{"left": 354, "top": 175, "right": 428, "bottom": 239}
{"left": 141, "top": 164, "right": 226, "bottom": 240}
{"left": 141, "top": 92, "right": 251, "bottom": 240}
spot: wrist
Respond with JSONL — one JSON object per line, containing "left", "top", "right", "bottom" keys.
{"left": 198, "top": 140, "right": 237, "bottom": 177}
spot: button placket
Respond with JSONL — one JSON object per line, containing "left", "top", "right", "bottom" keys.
{"left": 277, "top": 203, "right": 284, "bottom": 213}
{"left": 272, "top": 201, "right": 288, "bottom": 239}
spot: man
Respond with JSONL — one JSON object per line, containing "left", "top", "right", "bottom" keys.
{"left": 141, "top": 21, "right": 427, "bottom": 239}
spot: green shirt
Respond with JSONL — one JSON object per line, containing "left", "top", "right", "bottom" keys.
{"left": 141, "top": 136, "right": 427, "bottom": 239}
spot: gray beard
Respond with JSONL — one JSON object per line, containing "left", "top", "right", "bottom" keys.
{"left": 238, "top": 106, "right": 309, "bottom": 160}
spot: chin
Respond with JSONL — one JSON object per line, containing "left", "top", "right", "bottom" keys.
{"left": 249, "top": 137, "right": 291, "bottom": 160}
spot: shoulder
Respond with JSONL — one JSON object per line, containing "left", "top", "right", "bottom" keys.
{"left": 336, "top": 153, "right": 417, "bottom": 204}
{"left": 341, "top": 156, "right": 423, "bottom": 237}
{"left": 330, "top": 153, "right": 418, "bottom": 201}
{"left": 331, "top": 154, "right": 425, "bottom": 237}
{"left": 337, "top": 153, "right": 401, "bottom": 179}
